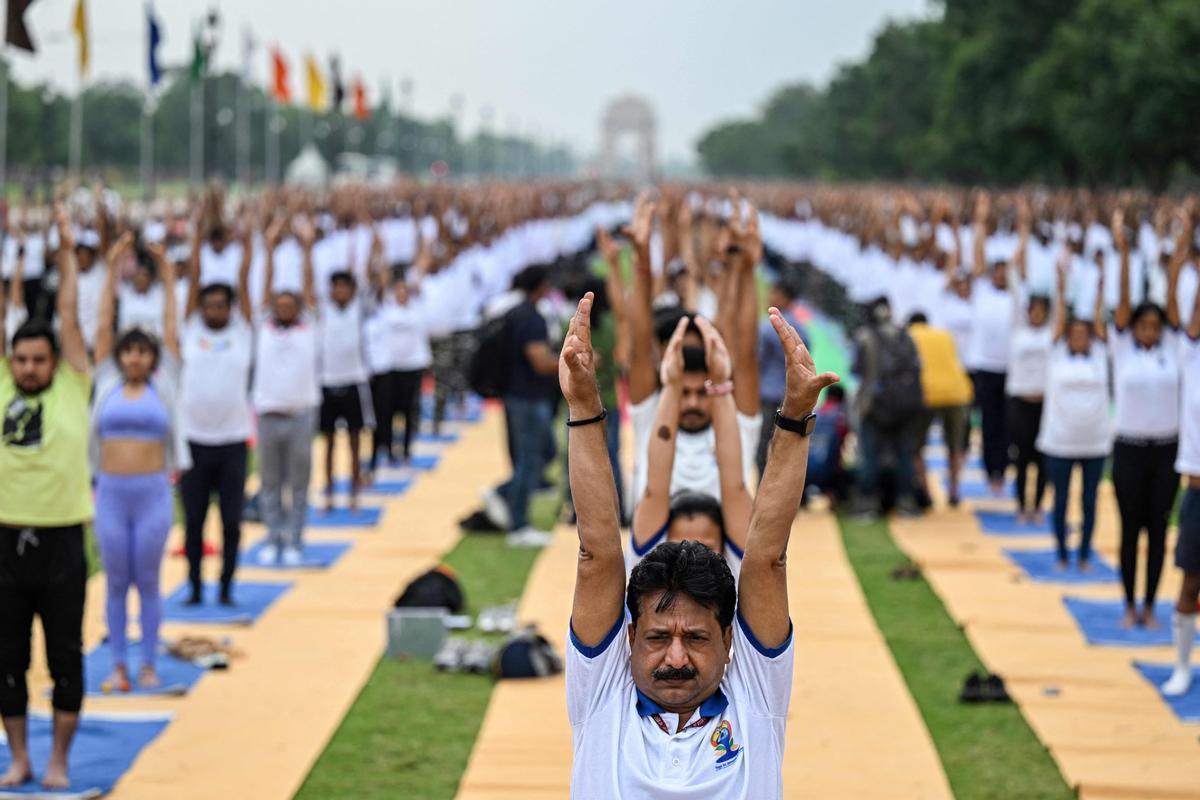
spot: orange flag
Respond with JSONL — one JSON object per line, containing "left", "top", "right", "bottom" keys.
{"left": 352, "top": 78, "right": 369, "bottom": 120}
{"left": 271, "top": 48, "right": 291, "bottom": 103}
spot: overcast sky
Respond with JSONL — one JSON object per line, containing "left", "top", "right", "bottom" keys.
{"left": 9, "top": 0, "right": 932, "bottom": 163}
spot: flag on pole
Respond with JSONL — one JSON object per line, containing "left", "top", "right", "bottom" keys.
{"left": 146, "top": 5, "right": 163, "bottom": 88}
{"left": 189, "top": 29, "right": 206, "bottom": 82}
{"left": 71, "top": 0, "right": 89, "bottom": 77}
{"left": 271, "top": 48, "right": 291, "bottom": 103}
{"left": 329, "top": 55, "right": 345, "bottom": 112}
{"left": 241, "top": 26, "right": 256, "bottom": 82}
{"left": 5, "top": 0, "right": 36, "bottom": 52}
{"left": 352, "top": 77, "right": 368, "bottom": 121}
{"left": 304, "top": 54, "right": 327, "bottom": 113}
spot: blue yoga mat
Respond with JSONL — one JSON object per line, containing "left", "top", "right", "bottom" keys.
{"left": 421, "top": 396, "right": 484, "bottom": 423}
{"left": 161, "top": 581, "right": 291, "bottom": 626}
{"left": 947, "top": 475, "right": 1014, "bottom": 499}
{"left": 83, "top": 641, "right": 205, "bottom": 698}
{"left": 242, "top": 539, "right": 352, "bottom": 569}
{"left": 975, "top": 510, "right": 1052, "bottom": 537}
{"left": 924, "top": 454, "right": 983, "bottom": 472}
{"left": 0, "top": 711, "right": 170, "bottom": 798}
{"left": 1063, "top": 597, "right": 1177, "bottom": 647}
{"left": 333, "top": 477, "right": 413, "bottom": 496}
{"left": 416, "top": 431, "right": 460, "bottom": 445}
{"left": 1133, "top": 663, "right": 1200, "bottom": 723}
{"left": 305, "top": 505, "right": 382, "bottom": 527}
{"left": 1005, "top": 548, "right": 1119, "bottom": 584}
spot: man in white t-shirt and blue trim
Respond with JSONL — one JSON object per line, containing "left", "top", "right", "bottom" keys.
{"left": 559, "top": 290, "right": 838, "bottom": 799}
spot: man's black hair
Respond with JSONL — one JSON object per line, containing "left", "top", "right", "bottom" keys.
{"left": 770, "top": 279, "right": 798, "bottom": 304}
{"left": 682, "top": 345, "right": 707, "bottom": 374}
{"left": 1028, "top": 294, "right": 1051, "bottom": 313}
{"left": 907, "top": 312, "right": 928, "bottom": 326}
{"left": 11, "top": 319, "right": 59, "bottom": 355}
{"left": 825, "top": 384, "right": 846, "bottom": 402}
{"left": 330, "top": 270, "right": 356, "bottom": 288}
{"left": 667, "top": 491, "right": 726, "bottom": 541}
{"left": 1130, "top": 301, "right": 1165, "bottom": 328}
{"left": 627, "top": 540, "right": 736, "bottom": 631}
{"left": 653, "top": 305, "right": 701, "bottom": 345}
{"left": 513, "top": 264, "right": 549, "bottom": 295}
{"left": 199, "top": 282, "right": 235, "bottom": 305}
{"left": 115, "top": 328, "right": 160, "bottom": 371}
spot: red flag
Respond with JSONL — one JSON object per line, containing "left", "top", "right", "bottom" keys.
{"left": 271, "top": 48, "right": 291, "bottom": 103}
{"left": 352, "top": 78, "right": 368, "bottom": 120}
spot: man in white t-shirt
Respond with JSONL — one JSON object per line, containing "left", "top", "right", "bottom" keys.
{"left": 178, "top": 222, "right": 255, "bottom": 606}
{"left": 252, "top": 218, "right": 320, "bottom": 567}
{"left": 317, "top": 270, "right": 373, "bottom": 512}
{"left": 560, "top": 293, "right": 838, "bottom": 799}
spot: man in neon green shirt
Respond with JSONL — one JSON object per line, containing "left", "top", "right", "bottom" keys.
{"left": 0, "top": 205, "right": 92, "bottom": 791}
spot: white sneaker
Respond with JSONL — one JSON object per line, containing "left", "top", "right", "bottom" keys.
{"left": 505, "top": 526, "right": 553, "bottom": 548}
{"left": 281, "top": 546, "right": 304, "bottom": 567}
{"left": 482, "top": 488, "right": 512, "bottom": 530}
{"left": 1162, "top": 666, "right": 1194, "bottom": 697}
{"left": 256, "top": 543, "right": 280, "bottom": 565}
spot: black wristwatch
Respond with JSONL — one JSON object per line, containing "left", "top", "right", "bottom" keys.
{"left": 774, "top": 409, "right": 817, "bottom": 437}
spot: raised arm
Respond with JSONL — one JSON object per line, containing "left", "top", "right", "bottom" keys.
{"left": 562, "top": 292, "right": 627, "bottom": 646}
{"left": 237, "top": 216, "right": 254, "bottom": 322}
{"left": 9, "top": 230, "right": 25, "bottom": 314}
{"left": 597, "top": 226, "right": 630, "bottom": 371}
{"left": 1167, "top": 209, "right": 1192, "bottom": 330}
{"left": 93, "top": 233, "right": 132, "bottom": 364}
{"left": 631, "top": 316, "right": 688, "bottom": 547}
{"left": 972, "top": 192, "right": 989, "bottom": 280}
{"left": 695, "top": 316, "right": 752, "bottom": 554}
{"left": 260, "top": 217, "right": 285, "bottom": 312}
{"left": 1093, "top": 267, "right": 1107, "bottom": 342}
{"left": 1188, "top": 262, "right": 1200, "bottom": 341}
{"left": 1113, "top": 208, "right": 1132, "bottom": 331}
{"left": 624, "top": 195, "right": 658, "bottom": 404}
{"left": 1053, "top": 253, "right": 1069, "bottom": 342}
{"left": 297, "top": 218, "right": 317, "bottom": 310}
{"left": 185, "top": 208, "right": 204, "bottom": 318}
{"left": 732, "top": 204, "right": 762, "bottom": 417}
{"left": 152, "top": 244, "right": 179, "bottom": 357}
{"left": 738, "top": 308, "right": 839, "bottom": 648}
{"left": 54, "top": 204, "right": 90, "bottom": 372}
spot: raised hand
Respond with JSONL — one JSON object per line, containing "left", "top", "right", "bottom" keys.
{"left": 596, "top": 225, "right": 620, "bottom": 267}
{"left": 769, "top": 307, "right": 839, "bottom": 417}
{"left": 622, "top": 193, "right": 656, "bottom": 256}
{"left": 694, "top": 315, "right": 731, "bottom": 383}
{"left": 658, "top": 315, "right": 690, "bottom": 388}
{"left": 54, "top": 201, "right": 75, "bottom": 249}
{"left": 1111, "top": 208, "right": 1127, "bottom": 252}
{"left": 560, "top": 292, "right": 602, "bottom": 417}
{"left": 105, "top": 231, "right": 134, "bottom": 270}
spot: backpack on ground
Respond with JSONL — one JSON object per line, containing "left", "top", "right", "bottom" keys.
{"left": 492, "top": 625, "right": 563, "bottom": 679}
{"left": 867, "top": 327, "right": 925, "bottom": 428}
{"left": 394, "top": 566, "right": 465, "bottom": 614}
{"left": 468, "top": 309, "right": 515, "bottom": 399}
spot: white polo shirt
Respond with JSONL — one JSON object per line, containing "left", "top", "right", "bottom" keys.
{"left": 1110, "top": 326, "right": 1180, "bottom": 440}
{"left": 629, "top": 391, "right": 761, "bottom": 504}
{"left": 567, "top": 610, "right": 792, "bottom": 799}
{"left": 1037, "top": 342, "right": 1112, "bottom": 459}
{"left": 1176, "top": 336, "right": 1200, "bottom": 477}
{"left": 180, "top": 314, "right": 253, "bottom": 444}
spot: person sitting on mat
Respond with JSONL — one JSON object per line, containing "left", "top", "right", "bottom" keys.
{"left": 0, "top": 203, "right": 95, "bottom": 790}
{"left": 628, "top": 314, "right": 751, "bottom": 580}
{"left": 561, "top": 290, "right": 837, "bottom": 798}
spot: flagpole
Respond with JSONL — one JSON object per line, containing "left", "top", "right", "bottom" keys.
{"left": 236, "top": 78, "right": 250, "bottom": 186}
{"left": 0, "top": 51, "right": 8, "bottom": 200}
{"left": 265, "top": 98, "right": 279, "bottom": 185}
{"left": 140, "top": 97, "right": 154, "bottom": 201}
{"left": 69, "top": 87, "right": 83, "bottom": 179}
{"left": 190, "top": 78, "right": 203, "bottom": 186}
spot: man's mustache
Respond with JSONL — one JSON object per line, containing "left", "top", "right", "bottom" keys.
{"left": 653, "top": 666, "right": 698, "bottom": 681}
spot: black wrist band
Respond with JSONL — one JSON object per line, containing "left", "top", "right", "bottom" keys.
{"left": 566, "top": 408, "right": 607, "bottom": 428}
{"left": 774, "top": 409, "right": 817, "bottom": 437}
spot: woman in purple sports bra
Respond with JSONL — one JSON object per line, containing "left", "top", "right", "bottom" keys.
{"left": 90, "top": 234, "right": 189, "bottom": 692}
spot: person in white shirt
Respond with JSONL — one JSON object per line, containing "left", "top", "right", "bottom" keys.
{"left": 73, "top": 229, "right": 107, "bottom": 354}
{"left": 368, "top": 271, "right": 432, "bottom": 472}
{"left": 178, "top": 218, "right": 255, "bottom": 607}
{"left": 252, "top": 218, "right": 320, "bottom": 567}
{"left": 1163, "top": 258, "right": 1200, "bottom": 697}
{"left": 1037, "top": 257, "right": 1111, "bottom": 572}
{"left": 116, "top": 254, "right": 166, "bottom": 335}
{"left": 317, "top": 270, "right": 373, "bottom": 512}
{"left": 1110, "top": 211, "right": 1183, "bottom": 629}
{"left": 560, "top": 291, "right": 838, "bottom": 799}
{"left": 629, "top": 316, "right": 752, "bottom": 581}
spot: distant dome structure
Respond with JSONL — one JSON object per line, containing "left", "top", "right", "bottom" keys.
{"left": 598, "top": 95, "right": 657, "bottom": 181}
{"left": 285, "top": 143, "right": 330, "bottom": 188}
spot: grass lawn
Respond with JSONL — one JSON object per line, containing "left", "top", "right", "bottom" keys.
{"left": 295, "top": 489, "right": 562, "bottom": 800}
{"left": 838, "top": 515, "right": 1074, "bottom": 800}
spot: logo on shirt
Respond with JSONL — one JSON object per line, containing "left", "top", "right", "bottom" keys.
{"left": 3, "top": 395, "right": 43, "bottom": 448}
{"left": 710, "top": 720, "right": 742, "bottom": 769}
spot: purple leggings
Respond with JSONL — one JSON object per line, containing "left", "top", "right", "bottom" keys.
{"left": 95, "top": 471, "right": 173, "bottom": 670}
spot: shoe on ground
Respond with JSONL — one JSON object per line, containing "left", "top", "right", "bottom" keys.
{"left": 256, "top": 543, "right": 280, "bottom": 566}
{"left": 482, "top": 488, "right": 512, "bottom": 530}
{"left": 462, "top": 640, "right": 500, "bottom": 674}
{"left": 1162, "top": 666, "right": 1194, "bottom": 697}
{"left": 433, "top": 637, "right": 470, "bottom": 672}
{"left": 983, "top": 673, "right": 1012, "bottom": 703}
{"left": 958, "top": 671, "right": 985, "bottom": 703}
{"left": 505, "top": 527, "right": 554, "bottom": 548}
{"left": 281, "top": 546, "right": 303, "bottom": 567}
{"left": 459, "top": 509, "right": 503, "bottom": 533}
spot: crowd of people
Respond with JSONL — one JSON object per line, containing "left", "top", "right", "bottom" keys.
{"left": 0, "top": 177, "right": 1197, "bottom": 795}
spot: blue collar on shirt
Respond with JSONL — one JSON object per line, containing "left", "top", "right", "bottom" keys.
{"left": 635, "top": 687, "right": 729, "bottom": 719}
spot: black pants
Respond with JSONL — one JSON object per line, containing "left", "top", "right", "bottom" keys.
{"left": 972, "top": 370, "right": 1009, "bottom": 481}
{"left": 371, "top": 369, "right": 425, "bottom": 467}
{"left": 0, "top": 524, "right": 86, "bottom": 716}
{"left": 393, "top": 369, "right": 424, "bottom": 460}
{"left": 180, "top": 441, "right": 248, "bottom": 595}
{"left": 1007, "top": 397, "right": 1046, "bottom": 513}
{"left": 1112, "top": 438, "right": 1180, "bottom": 607}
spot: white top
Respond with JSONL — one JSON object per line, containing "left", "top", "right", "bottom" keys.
{"left": 117, "top": 283, "right": 165, "bottom": 335}
{"left": 967, "top": 281, "right": 1011, "bottom": 372}
{"left": 1037, "top": 342, "right": 1112, "bottom": 458}
{"left": 630, "top": 391, "right": 762, "bottom": 504}
{"left": 934, "top": 293, "right": 973, "bottom": 366}
{"left": 76, "top": 263, "right": 107, "bottom": 349}
{"left": 179, "top": 315, "right": 254, "bottom": 445}
{"left": 567, "top": 610, "right": 792, "bottom": 800}
{"left": 318, "top": 299, "right": 369, "bottom": 387}
{"left": 199, "top": 242, "right": 244, "bottom": 287}
{"left": 1110, "top": 326, "right": 1180, "bottom": 440}
{"left": 2, "top": 234, "right": 45, "bottom": 279}
{"left": 1006, "top": 324, "right": 1053, "bottom": 397}
{"left": 252, "top": 313, "right": 320, "bottom": 414}
{"left": 1176, "top": 336, "right": 1200, "bottom": 476}
{"left": 385, "top": 300, "right": 434, "bottom": 371}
